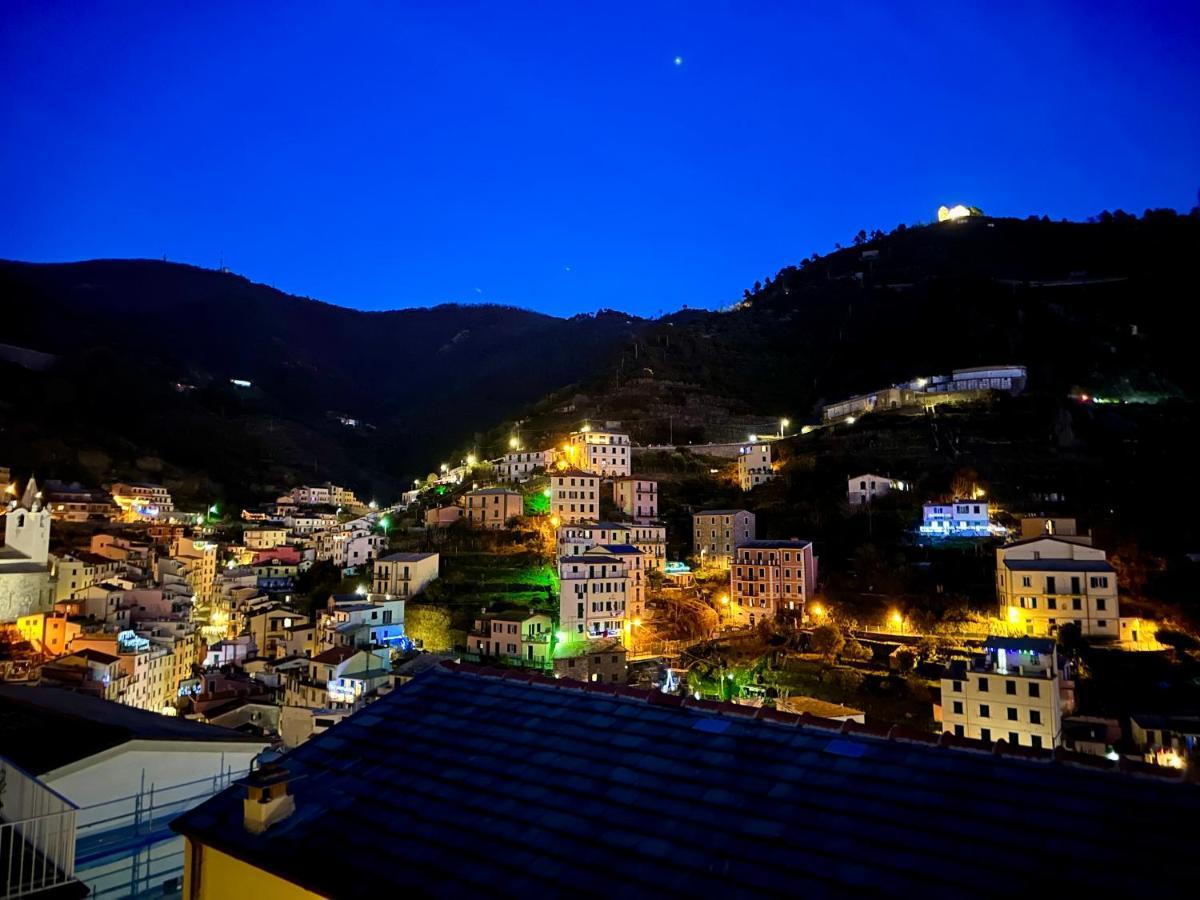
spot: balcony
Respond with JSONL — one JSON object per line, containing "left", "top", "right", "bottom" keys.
{"left": 0, "top": 758, "right": 84, "bottom": 899}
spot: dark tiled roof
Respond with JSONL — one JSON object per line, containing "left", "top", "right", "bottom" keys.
{"left": 595, "top": 543, "right": 643, "bottom": 554}
{"left": 173, "top": 664, "right": 1199, "bottom": 896}
{"left": 0, "top": 686, "right": 264, "bottom": 775}
{"left": 1003, "top": 559, "right": 1113, "bottom": 572}
{"left": 378, "top": 552, "right": 438, "bottom": 562}
{"left": 310, "top": 646, "right": 358, "bottom": 665}
{"left": 737, "top": 539, "right": 812, "bottom": 549}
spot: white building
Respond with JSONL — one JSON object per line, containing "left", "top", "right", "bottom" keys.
{"left": 0, "top": 478, "right": 54, "bottom": 622}
{"left": 567, "top": 429, "right": 631, "bottom": 477}
{"left": 628, "top": 522, "right": 667, "bottom": 572}
{"left": 996, "top": 537, "right": 1119, "bottom": 638}
{"left": 920, "top": 500, "right": 996, "bottom": 537}
{"left": 693, "top": 509, "right": 756, "bottom": 568}
{"left": 848, "top": 473, "right": 905, "bottom": 506}
{"left": 244, "top": 528, "right": 289, "bottom": 551}
{"left": 612, "top": 477, "right": 657, "bottom": 523}
{"left": 290, "top": 485, "right": 332, "bottom": 506}
{"left": 109, "top": 482, "right": 175, "bottom": 520}
{"left": 550, "top": 470, "right": 601, "bottom": 524}
{"left": 495, "top": 449, "right": 558, "bottom": 482}
{"left": 372, "top": 551, "right": 439, "bottom": 598}
{"left": 559, "top": 553, "right": 630, "bottom": 643}
{"left": 0, "top": 686, "right": 267, "bottom": 900}
{"left": 938, "top": 637, "right": 1065, "bottom": 750}
{"left": 737, "top": 443, "right": 774, "bottom": 491}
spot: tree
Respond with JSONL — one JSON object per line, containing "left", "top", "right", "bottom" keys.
{"left": 842, "top": 638, "right": 872, "bottom": 662}
{"left": 810, "top": 623, "right": 845, "bottom": 661}
{"left": 852, "top": 229, "right": 867, "bottom": 246}
{"left": 405, "top": 604, "right": 452, "bottom": 651}
{"left": 1056, "top": 622, "right": 1085, "bottom": 658}
{"left": 891, "top": 648, "right": 916, "bottom": 673}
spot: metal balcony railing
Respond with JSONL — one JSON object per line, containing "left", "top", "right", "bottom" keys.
{"left": 0, "top": 758, "right": 79, "bottom": 899}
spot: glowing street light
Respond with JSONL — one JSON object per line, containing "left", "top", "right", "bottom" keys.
{"left": 509, "top": 436, "right": 520, "bottom": 449}
{"left": 466, "top": 453, "right": 477, "bottom": 467}
{"left": 845, "top": 416, "right": 857, "bottom": 424}
{"left": 780, "top": 418, "right": 790, "bottom": 437}
{"left": 890, "top": 610, "right": 904, "bottom": 632}
{"left": 719, "top": 594, "right": 730, "bottom": 606}
{"left": 810, "top": 603, "right": 825, "bottom": 619}
{"left": 439, "top": 463, "right": 448, "bottom": 474}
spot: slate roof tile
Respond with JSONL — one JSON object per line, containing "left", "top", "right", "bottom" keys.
{"left": 174, "top": 663, "right": 1199, "bottom": 896}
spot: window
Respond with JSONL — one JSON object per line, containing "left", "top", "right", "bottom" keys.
{"left": 952, "top": 680, "right": 962, "bottom": 693}
{"left": 1021, "top": 576, "right": 1031, "bottom": 588}
{"left": 1007, "top": 707, "right": 1018, "bottom": 721}
{"left": 1047, "top": 598, "right": 1057, "bottom": 610}
{"left": 1031, "top": 735, "right": 1043, "bottom": 749}
{"left": 980, "top": 728, "right": 991, "bottom": 742}
{"left": 1072, "top": 598, "right": 1082, "bottom": 610}
{"left": 1005, "top": 680, "right": 1016, "bottom": 695}
{"left": 954, "top": 725, "right": 964, "bottom": 737}
{"left": 952, "top": 700, "right": 963, "bottom": 715}
{"left": 1096, "top": 598, "right": 1107, "bottom": 611}
{"left": 1090, "top": 576, "right": 1109, "bottom": 589}
{"left": 979, "top": 704, "right": 990, "bottom": 718}
{"left": 977, "top": 677, "right": 988, "bottom": 692}
{"left": 1009, "top": 732, "right": 1020, "bottom": 745}
{"left": 1028, "top": 682, "right": 1040, "bottom": 698}
{"left": 1029, "top": 710, "right": 1042, "bottom": 725}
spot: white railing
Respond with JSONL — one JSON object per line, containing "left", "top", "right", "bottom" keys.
{"left": 0, "top": 757, "right": 78, "bottom": 899}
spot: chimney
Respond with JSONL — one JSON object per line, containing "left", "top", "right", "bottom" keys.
{"left": 241, "top": 764, "right": 296, "bottom": 835}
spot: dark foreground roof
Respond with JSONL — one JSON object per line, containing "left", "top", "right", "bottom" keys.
{"left": 0, "top": 685, "right": 266, "bottom": 775}
{"left": 173, "top": 664, "right": 1199, "bottom": 896}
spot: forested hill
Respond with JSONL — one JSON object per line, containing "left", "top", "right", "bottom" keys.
{"left": 515, "top": 210, "right": 1200, "bottom": 447}
{"left": 0, "top": 259, "right": 647, "bottom": 504}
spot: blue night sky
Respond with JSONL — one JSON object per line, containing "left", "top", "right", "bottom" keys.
{"left": 2, "top": 1, "right": 1198, "bottom": 317}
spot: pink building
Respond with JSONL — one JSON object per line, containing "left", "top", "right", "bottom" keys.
{"left": 612, "top": 478, "right": 658, "bottom": 524}
{"left": 731, "top": 539, "right": 818, "bottom": 627}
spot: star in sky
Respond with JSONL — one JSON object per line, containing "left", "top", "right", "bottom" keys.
{"left": 674, "top": 56, "right": 682, "bottom": 66}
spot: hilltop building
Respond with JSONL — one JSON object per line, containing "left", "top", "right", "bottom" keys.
{"left": 612, "top": 477, "right": 657, "bottom": 523}
{"left": 558, "top": 553, "right": 630, "bottom": 643}
{"left": 737, "top": 442, "right": 774, "bottom": 491}
{"left": 920, "top": 500, "right": 999, "bottom": 537}
{"left": 495, "top": 448, "right": 557, "bottom": 482}
{"left": 823, "top": 365, "right": 1027, "bottom": 422}
{"left": 109, "top": 482, "right": 175, "bottom": 520}
{"left": 467, "top": 610, "right": 552, "bottom": 667}
{"left": 848, "top": 473, "right": 907, "bottom": 507}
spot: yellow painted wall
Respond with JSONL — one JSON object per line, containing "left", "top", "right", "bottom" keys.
{"left": 184, "top": 839, "right": 325, "bottom": 900}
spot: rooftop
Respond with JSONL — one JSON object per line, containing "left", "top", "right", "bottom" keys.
{"left": 378, "top": 552, "right": 438, "bottom": 562}
{"left": 173, "top": 664, "right": 1199, "bottom": 895}
{"left": 694, "top": 509, "right": 752, "bottom": 517}
{"left": 737, "top": 539, "right": 813, "bottom": 550}
{"left": 310, "top": 646, "right": 361, "bottom": 665}
{"left": 0, "top": 685, "right": 264, "bottom": 776}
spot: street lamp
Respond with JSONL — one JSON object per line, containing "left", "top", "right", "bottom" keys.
{"left": 890, "top": 610, "right": 903, "bottom": 633}
{"left": 780, "top": 418, "right": 789, "bottom": 437}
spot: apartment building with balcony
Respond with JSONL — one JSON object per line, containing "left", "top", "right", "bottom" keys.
{"left": 730, "top": 540, "right": 817, "bottom": 627}
{"left": 612, "top": 477, "right": 657, "bottom": 523}
{"left": 495, "top": 448, "right": 558, "bottom": 482}
{"left": 693, "top": 509, "right": 756, "bottom": 568}
{"left": 371, "top": 551, "right": 439, "bottom": 598}
{"left": 937, "top": 637, "right": 1066, "bottom": 749}
{"left": 557, "top": 521, "right": 633, "bottom": 558}
{"left": 558, "top": 553, "right": 630, "bottom": 643}
{"left": 463, "top": 487, "right": 523, "bottom": 529}
{"left": 996, "top": 537, "right": 1119, "bottom": 637}
{"left": 737, "top": 443, "right": 774, "bottom": 492}
{"left": 567, "top": 429, "right": 631, "bottom": 477}
{"left": 109, "top": 482, "right": 175, "bottom": 520}
{"left": 467, "top": 610, "right": 553, "bottom": 667}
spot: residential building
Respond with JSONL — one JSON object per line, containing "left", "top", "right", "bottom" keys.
{"left": 822, "top": 365, "right": 1028, "bottom": 422}
{"left": 282, "top": 646, "right": 391, "bottom": 711}
{"left": 16, "top": 611, "right": 83, "bottom": 656}
{"left": 425, "top": 506, "right": 464, "bottom": 527}
{"left": 557, "top": 521, "right": 632, "bottom": 558}
{"left": 1130, "top": 713, "right": 1200, "bottom": 769}
{"left": 244, "top": 528, "right": 289, "bottom": 551}
{"left": 172, "top": 663, "right": 1198, "bottom": 899}
{"left": 467, "top": 610, "right": 552, "bottom": 667}
{"left": 730, "top": 540, "right": 817, "bottom": 627}
{"left": 553, "top": 638, "right": 627, "bottom": 683}
{"left": 495, "top": 448, "right": 557, "bottom": 482}
{"left": 938, "top": 638, "right": 1065, "bottom": 749}
{"left": 628, "top": 522, "right": 667, "bottom": 572}
{"left": 463, "top": 487, "right": 523, "bottom": 529}
{"left": 594, "top": 544, "right": 647, "bottom": 622}
{"left": 318, "top": 595, "right": 405, "bottom": 652}
{"left": 244, "top": 604, "right": 308, "bottom": 658}
{"left": 693, "top": 509, "right": 756, "bottom": 568}
{"left": 170, "top": 537, "right": 218, "bottom": 602}
{"left": 89, "top": 533, "right": 156, "bottom": 575}
{"left": 558, "top": 553, "right": 630, "bottom": 643}
{"left": 289, "top": 485, "right": 332, "bottom": 506}
{"left": 612, "top": 477, "right": 657, "bottom": 523}
{"left": 920, "top": 500, "right": 995, "bottom": 537}
{"left": 109, "top": 481, "right": 175, "bottom": 520}
{"left": 847, "top": 473, "right": 906, "bottom": 506}
{"left": 52, "top": 551, "right": 121, "bottom": 603}
{"left": 996, "top": 537, "right": 1119, "bottom": 637}
{"left": 550, "top": 469, "right": 600, "bottom": 524}
{"left": 567, "top": 429, "right": 631, "bottom": 477}
{"left": 1019, "top": 516, "right": 1092, "bottom": 545}
{"left": 737, "top": 442, "right": 774, "bottom": 491}
{"left": 284, "top": 509, "right": 338, "bottom": 535}
{"left": 42, "top": 480, "right": 117, "bottom": 522}
{"left": 0, "top": 478, "right": 54, "bottom": 622}
{"left": 0, "top": 685, "right": 266, "bottom": 900}
{"left": 372, "top": 551, "right": 439, "bottom": 598}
